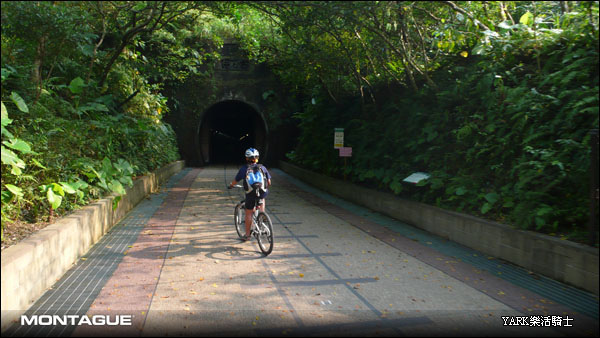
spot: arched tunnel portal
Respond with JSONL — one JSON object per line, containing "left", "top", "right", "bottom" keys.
{"left": 196, "top": 100, "right": 268, "bottom": 165}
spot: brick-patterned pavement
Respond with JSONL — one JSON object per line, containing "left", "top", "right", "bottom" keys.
{"left": 4, "top": 166, "right": 598, "bottom": 337}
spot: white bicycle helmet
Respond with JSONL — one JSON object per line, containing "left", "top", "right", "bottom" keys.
{"left": 245, "top": 148, "right": 259, "bottom": 158}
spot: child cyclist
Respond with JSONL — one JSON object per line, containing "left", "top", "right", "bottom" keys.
{"left": 228, "top": 148, "right": 272, "bottom": 241}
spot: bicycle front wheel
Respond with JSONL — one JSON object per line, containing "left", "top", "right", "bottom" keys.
{"left": 255, "top": 212, "right": 274, "bottom": 255}
{"left": 234, "top": 203, "right": 245, "bottom": 238}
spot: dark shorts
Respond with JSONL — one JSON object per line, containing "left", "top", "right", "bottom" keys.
{"left": 245, "top": 190, "right": 268, "bottom": 209}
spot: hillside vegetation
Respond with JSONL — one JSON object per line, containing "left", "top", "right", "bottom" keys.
{"left": 234, "top": 1, "right": 599, "bottom": 242}
{"left": 2, "top": 2, "right": 598, "bottom": 245}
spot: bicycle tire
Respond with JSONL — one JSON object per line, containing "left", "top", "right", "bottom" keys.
{"left": 234, "top": 203, "right": 245, "bottom": 238}
{"left": 255, "top": 212, "right": 274, "bottom": 255}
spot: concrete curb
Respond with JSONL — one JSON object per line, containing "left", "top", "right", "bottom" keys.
{"left": 278, "top": 161, "right": 599, "bottom": 296}
{"left": 0, "top": 160, "right": 185, "bottom": 331}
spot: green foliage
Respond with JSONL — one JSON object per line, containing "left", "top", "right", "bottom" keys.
{"left": 1, "top": 2, "right": 183, "bottom": 239}
{"left": 1, "top": 75, "right": 179, "bottom": 229}
{"left": 284, "top": 2, "right": 599, "bottom": 239}
{"left": 1, "top": 1, "right": 598, "bottom": 245}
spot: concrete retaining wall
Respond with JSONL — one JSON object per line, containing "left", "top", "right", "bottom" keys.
{"left": 0, "top": 161, "right": 185, "bottom": 331}
{"left": 278, "top": 161, "right": 599, "bottom": 296}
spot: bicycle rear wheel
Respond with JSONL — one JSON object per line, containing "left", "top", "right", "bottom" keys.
{"left": 234, "top": 203, "right": 245, "bottom": 238}
{"left": 255, "top": 212, "right": 273, "bottom": 255}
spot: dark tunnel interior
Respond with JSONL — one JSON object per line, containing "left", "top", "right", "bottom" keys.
{"left": 198, "top": 100, "right": 267, "bottom": 165}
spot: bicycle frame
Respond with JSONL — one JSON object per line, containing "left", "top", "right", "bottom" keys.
{"left": 231, "top": 185, "right": 273, "bottom": 255}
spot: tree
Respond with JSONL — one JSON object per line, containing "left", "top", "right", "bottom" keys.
{"left": 96, "top": 1, "right": 207, "bottom": 89}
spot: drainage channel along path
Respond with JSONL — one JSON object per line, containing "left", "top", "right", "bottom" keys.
{"left": 5, "top": 166, "right": 598, "bottom": 337}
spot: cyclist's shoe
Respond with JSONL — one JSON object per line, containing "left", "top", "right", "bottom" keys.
{"left": 240, "top": 234, "right": 251, "bottom": 242}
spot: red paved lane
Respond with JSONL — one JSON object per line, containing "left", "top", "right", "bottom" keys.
{"left": 73, "top": 168, "right": 201, "bottom": 337}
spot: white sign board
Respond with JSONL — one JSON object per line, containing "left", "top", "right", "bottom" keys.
{"left": 403, "top": 172, "right": 430, "bottom": 184}
{"left": 334, "top": 128, "right": 344, "bottom": 149}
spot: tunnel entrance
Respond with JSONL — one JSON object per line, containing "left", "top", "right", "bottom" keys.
{"left": 197, "top": 100, "right": 267, "bottom": 165}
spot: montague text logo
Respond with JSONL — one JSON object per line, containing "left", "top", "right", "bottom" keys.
{"left": 20, "top": 315, "right": 133, "bottom": 326}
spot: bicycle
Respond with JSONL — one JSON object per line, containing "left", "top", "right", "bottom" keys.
{"left": 229, "top": 184, "right": 274, "bottom": 256}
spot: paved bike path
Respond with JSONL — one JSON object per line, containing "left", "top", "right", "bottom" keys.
{"left": 4, "top": 166, "right": 598, "bottom": 337}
